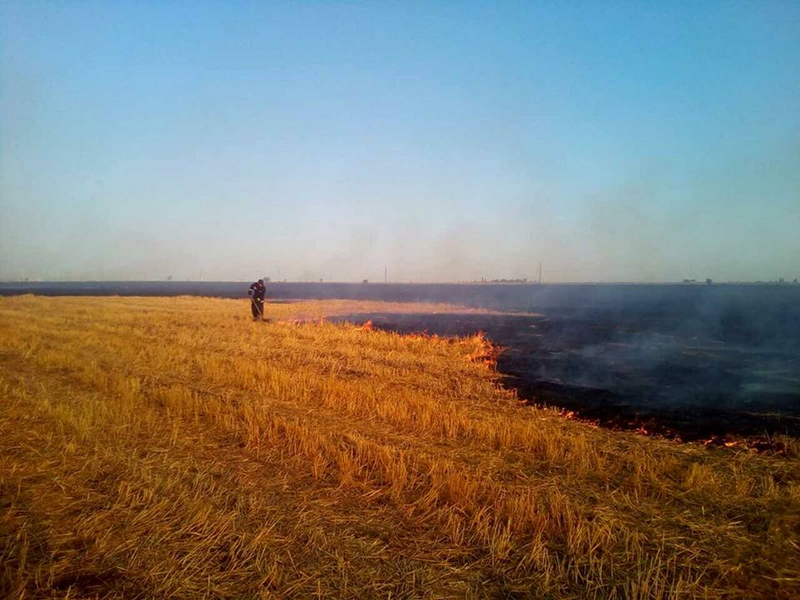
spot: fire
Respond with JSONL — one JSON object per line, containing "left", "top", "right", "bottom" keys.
{"left": 551, "top": 408, "right": 790, "bottom": 455}
{"left": 695, "top": 436, "right": 785, "bottom": 454}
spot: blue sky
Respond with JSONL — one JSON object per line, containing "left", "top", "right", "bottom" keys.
{"left": 1, "top": 1, "right": 798, "bottom": 282}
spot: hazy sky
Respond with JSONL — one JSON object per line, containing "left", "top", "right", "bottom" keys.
{"left": 1, "top": 1, "right": 798, "bottom": 283}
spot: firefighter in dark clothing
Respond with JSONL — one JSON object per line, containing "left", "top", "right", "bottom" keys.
{"left": 248, "top": 279, "right": 266, "bottom": 321}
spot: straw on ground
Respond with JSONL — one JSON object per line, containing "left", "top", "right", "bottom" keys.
{"left": 1, "top": 295, "right": 798, "bottom": 599}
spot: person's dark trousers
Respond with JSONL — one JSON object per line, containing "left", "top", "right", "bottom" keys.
{"left": 251, "top": 299, "right": 264, "bottom": 320}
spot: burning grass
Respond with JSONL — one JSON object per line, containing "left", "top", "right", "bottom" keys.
{"left": 1, "top": 295, "right": 798, "bottom": 599}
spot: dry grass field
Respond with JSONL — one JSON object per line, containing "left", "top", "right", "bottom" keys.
{"left": 1, "top": 295, "right": 798, "bottom": 599}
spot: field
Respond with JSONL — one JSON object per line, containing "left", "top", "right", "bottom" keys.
{"left": 1, "top": 295, "right": 799, "bottom": 599}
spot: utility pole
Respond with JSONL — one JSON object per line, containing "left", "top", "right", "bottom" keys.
{"left": 538, "top": 262, "right": 542, "bottom": 284}
{"left": 384, "top": 266, "right": 388, "bottom": 284}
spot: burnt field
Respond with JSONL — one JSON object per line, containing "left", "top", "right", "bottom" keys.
{"left": 329, "top": 307, "right": 800, "bottom": 445}
{"left": 4, "top": 281, "right": 799, "bottom": 444}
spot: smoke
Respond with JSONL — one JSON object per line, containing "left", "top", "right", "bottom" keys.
{"left": 315, "top": 282, "right": 800, "bottom": 418}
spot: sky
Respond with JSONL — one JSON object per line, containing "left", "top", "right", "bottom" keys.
{"left": 1, "top": 1, "right": 798, "bottom": 283}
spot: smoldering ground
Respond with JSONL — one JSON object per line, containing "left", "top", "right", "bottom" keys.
{"left": 321, "top": 283, "right": 800, "bottom": 441}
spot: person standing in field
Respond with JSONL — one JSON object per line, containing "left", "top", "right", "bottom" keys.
{"left": 248, "top": 278, "right": 266, "bottom": 321}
